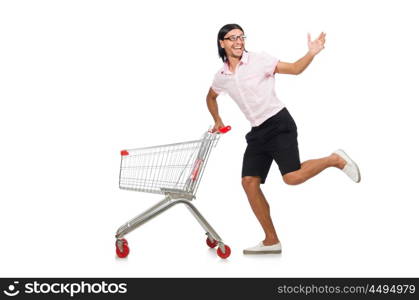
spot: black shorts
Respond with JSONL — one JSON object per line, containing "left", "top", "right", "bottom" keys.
{"left": 242, "top": 108, "right": 301, "bottom": 184}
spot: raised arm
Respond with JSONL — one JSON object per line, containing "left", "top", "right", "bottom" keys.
{"left": 206, "top": 87, "right": 225, "bottom": 132}
{"left": 275, "top": 32, "right": 326, "bottom": 75}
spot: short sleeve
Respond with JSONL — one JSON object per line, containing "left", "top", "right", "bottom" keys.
{"left": 260, "top": 52, "right": 279, "bottom": 75}
{"left": 211, "top": 72, "right": 225, "bottom": 95}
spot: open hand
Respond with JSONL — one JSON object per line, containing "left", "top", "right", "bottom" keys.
{"left": 308, "top": 32, "right": 326, "bottom": 56}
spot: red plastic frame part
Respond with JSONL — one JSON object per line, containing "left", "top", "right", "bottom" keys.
{"left": 209, "top": 126, "right": 231, "bottom": 134}
{"left": 218, "top": 126, "right": 231, "bottom": 134}
{"left": 120, "top": 150, "right": 129, "bottom": 156}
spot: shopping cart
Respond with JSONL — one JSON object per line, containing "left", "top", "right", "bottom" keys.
{"left": 115, "top": 126, "right": 232, "bottom": 259}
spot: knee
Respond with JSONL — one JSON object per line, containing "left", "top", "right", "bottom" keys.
{"left": 283, "top": 172, "right": 303, "bottom": 185}
{"left": 241, "top": 176, "right": 261, "bottom": 191}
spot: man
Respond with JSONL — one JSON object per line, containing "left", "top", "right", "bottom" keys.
{"left": 206, "top": 24, "right": 361, "bottom": 255}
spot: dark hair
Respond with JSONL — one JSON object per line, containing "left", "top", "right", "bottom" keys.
{"left": 217, "top": 23, "right": 245, "bottom": 62}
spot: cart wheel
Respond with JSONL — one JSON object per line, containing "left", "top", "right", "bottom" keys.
{"left": 116, "top": 239, "right": 130, "bottom": 258}
{"left": 217, "top": 245, "right": 231, "bottom": 259}
{"left": 115, "top": 238, "right": 128, "bottom": 246}
{"left": 206, "top": 237, "right": 218, "bottom": 248}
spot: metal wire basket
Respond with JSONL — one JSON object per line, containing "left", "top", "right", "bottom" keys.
{"left": 115, "top": 126, "right": 232, "bottom": 259}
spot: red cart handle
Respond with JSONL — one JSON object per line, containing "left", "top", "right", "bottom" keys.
{"left": 217, "top": 126, "right": 231, "bottom": 134}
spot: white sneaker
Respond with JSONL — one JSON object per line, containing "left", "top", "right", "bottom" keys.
{"left": 334, "top": 149, "right": 361, "bottom": 183}
{"left": 243, "top": 241, "right": 282, "bottom": 255}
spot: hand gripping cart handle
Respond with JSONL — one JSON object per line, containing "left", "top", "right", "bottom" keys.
{"left": 115, "top": 126, "right": 232, "bottom": 259}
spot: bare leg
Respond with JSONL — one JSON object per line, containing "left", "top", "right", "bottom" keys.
{"left": 242, "top": 176, "right": 279, "bottom": 246}
{"left": 241, "top": 154, "right": 347, "bottom": 246}
{"left": 283, "top": 153, "right": 345, "bottom": 185}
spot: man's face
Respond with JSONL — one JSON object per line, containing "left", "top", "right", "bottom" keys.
{"left": 220, "top": 29, "right": 245, "bottom": 60}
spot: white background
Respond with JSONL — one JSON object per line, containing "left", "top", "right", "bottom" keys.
{"left": 1, "top": 0, "right": 418, "bottom": 277}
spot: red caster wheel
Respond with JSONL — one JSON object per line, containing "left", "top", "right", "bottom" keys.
{"left": 217, "top": 245, "right": 231, "bottom": 259}
{"left": 206, "top": 237, "right": 218, "bottom": 248}
{"left": 116, "top": 244, "right": 129, "bottom": 258}
{"left": 115, "top": 238, "right": 128, "bottom": 246}
{"left": 116, "top": 239, "right": 130, "bottom": 258}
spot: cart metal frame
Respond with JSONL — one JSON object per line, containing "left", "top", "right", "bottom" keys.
{"left": 115, "top": 127, "right": 231, "bottom": 259}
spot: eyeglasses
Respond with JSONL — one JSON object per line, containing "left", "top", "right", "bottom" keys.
{"left": 223, "top": 35, "right": 247, "bottom": 42}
